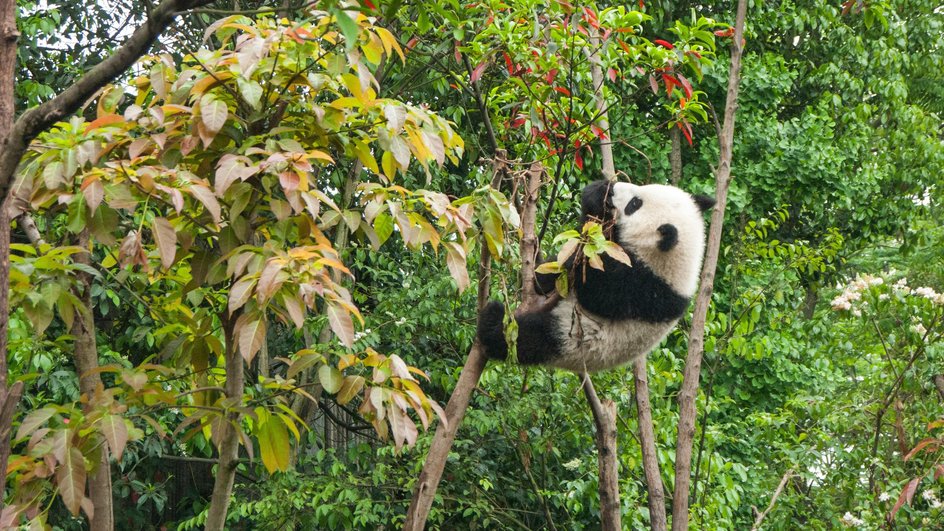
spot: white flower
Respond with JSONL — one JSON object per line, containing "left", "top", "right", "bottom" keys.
{"left": 922, "top": 489, "right": 938, "bottom": 502}
{"left": 851, "top": 308, "right": 862, "bottom": 317}
{"left": 879, "top": 492, "right": 891, "bottom": 502}
{"left": 915, "top": 287, "right": 939, "bottom": 300}
{"left": 563, "top": 458, "right": 582, "bottom": 471}
{"left": 913, "top": 323, "right": 928, "bottom": 336}
{"left": 839, "top": 511, "right": 865, "bottom": 527}
{"left": 879, "top": 294, "right": 889, "bottom": 301}
{"left": 831, "top": 297, "right": 852, "bottom": 311}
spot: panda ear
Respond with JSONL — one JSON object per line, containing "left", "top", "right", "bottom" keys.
{"left": 692, "top": 194, "right": 716, "bottom": 213}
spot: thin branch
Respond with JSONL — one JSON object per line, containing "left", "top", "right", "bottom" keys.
{"left": 671, "top": 2, "right": 749, "bottom": 529}
{"left": 750, "top": 469, "right": 794, "bottom": 531}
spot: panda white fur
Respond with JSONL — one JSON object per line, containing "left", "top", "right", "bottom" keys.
{"left": 477, "top": 180, "right": 715, "bottom": 372}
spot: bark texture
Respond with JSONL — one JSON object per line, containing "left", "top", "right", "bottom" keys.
{"left": 72, "top": 229, "right": 114, "bottom": 530}
{"left": 671, "top": 2, "right": 748, "bottom": 529}
{"left": 634, "top": 359, "right": 667, "bottom": 530}
{"left": 0, "top": 0, "right": 23, "bottom": 508}
{"left": 204, "top": 315, "right": 245, "bottom": 531}
{"left": 581, "top": 376, "right": 621, "bottom": 531}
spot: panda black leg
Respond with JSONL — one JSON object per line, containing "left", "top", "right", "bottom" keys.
{"left": 478, "top": 302, "right": 563, "bottom": 365}
{"left": 477, "top": 301, "right": 508, "bottom": 360}
{"left": 514, "top": 311, "right": 563, "bottom": 365}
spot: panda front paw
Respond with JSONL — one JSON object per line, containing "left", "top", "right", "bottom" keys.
{"left": 476, "top": 301, "right": 508, "bottom": 360}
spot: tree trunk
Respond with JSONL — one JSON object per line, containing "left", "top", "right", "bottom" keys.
{"left": 0, "top": 0, "right": 24, "bottom": 508}
{"left": 204, "top": 313, "right": 244, "bottom": 531}
{"left": 72, "top": 229, "right": 114, "bottom": 530}
{"left": 634, "top": 359, "right": 667, "bottom": 530}
{"left": 403, "top": 161, "right": 508, "bottom": 530}
{"left": 0, "top": 202, "right": 24, "bottom": 513}
{"left": 670, "top": 128, "right": 682, "bottom": 185}
{"left": 671, "top": 2, "right": 748, "bottom": 529}
{"left": 581, "top": 376, "right": 621, "bottom": 530}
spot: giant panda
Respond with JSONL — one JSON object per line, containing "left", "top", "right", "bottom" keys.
{"left": 477, "top": 180, "right": 715, "bottom": 372}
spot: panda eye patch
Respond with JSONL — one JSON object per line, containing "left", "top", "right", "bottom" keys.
{"left": 624, "top": 196, "right": 643, "bottom": 216}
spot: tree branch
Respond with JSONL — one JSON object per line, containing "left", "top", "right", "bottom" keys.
{"left": 580, "top": 373, "right": 621, "bottom": 531}
{"left": 634, "top": 359, "right": 667, "bottom": 530}
{"left": 671, "top": 2, "right": 748, "bottom": 529}
{"left": 751, "top": 469, "right": 794, "bottom": 531}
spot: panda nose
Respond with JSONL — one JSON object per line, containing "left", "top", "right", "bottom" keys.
{"left": 657, "top": 224, "right": 678, "bottom": 252}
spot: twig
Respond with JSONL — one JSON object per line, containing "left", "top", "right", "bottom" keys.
{"left": 751, "top": 469, "right": 794, "bottom": 531}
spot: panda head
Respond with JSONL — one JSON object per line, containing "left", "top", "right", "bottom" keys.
{"left": 605, "top": 182, "right": 715, "bottom": 297}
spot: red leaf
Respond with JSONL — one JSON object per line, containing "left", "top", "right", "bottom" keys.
{"left": 678, "top": 121, "right": 692, "bottom": 146}
{"left": 686, "top": 50, "right": 703, "bottom": 59}
{"left": 554, "top": 86, "right": 571, "bottom": 96}
{"left": 406, "top": 36, "right": 420, "bottom": 50}
{"left": 607, "top": 68, "right": 617, "bottom": 83}
{"left": 662, "top": 73, "right": 680, "bottom": 95}
{"left": 503, "top": 52, "right": 514, "bottom": 74}
{"left": 362, "top": 0, "right": 376, "bottom": 8}
{"left": 454, "top": 41, "right": 461, "bottom": 63}
{"left": 545, "top": 68, "right": 558, "bottom": 84}
{"left": 714, "top": 27, "right": 735, "bottom": 38}
{"left": 470, "top": 62, "right": 487, "bottom": 84}
{"left": 582, "top": 7, "right": 599, "bottom": 29}
{"left": 654, "top": 39, "right": 674, "bottom": 49}
{"left": 677, "top": 73, "right": 693, "bottom": 99}
{"left": 903, "top": 438, "right": 939, "bottom": 461}
{"left": 649, "top": 75, "right": 659, "bottom": 95}
{"left": 935, "top": 464, "right": 944, "bottom": 481}
{"left": 889, "top": 477, "right": 920, "bottom": 521}
{"left": 638, "top": 0, "right": 644, "bottom": 9}
{"left": 574, "top": 150, "right": 584, "bottom": 170}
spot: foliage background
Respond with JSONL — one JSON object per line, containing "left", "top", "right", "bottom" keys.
{"left": 3, "top": 0, "right": 943, "bottom": 529}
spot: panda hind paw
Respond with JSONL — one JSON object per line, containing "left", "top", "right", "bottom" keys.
{"left": 477, "top": 301, "right": 508, "bottom": 360}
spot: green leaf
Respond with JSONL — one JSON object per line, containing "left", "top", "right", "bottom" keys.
{"left": 236, "top": 77, "right": 263, "bottom": 110}
{"left": 318, "top": 364, "right": 343, "bottom": 394}
{"left": 256, "top": 410, "right": 291, "bottom": 474}
{"left": 374, "top": 213, "right": 394, "bottom": 245}
{"left": 333, "top": 8, "right": 359, "bottom": 50}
